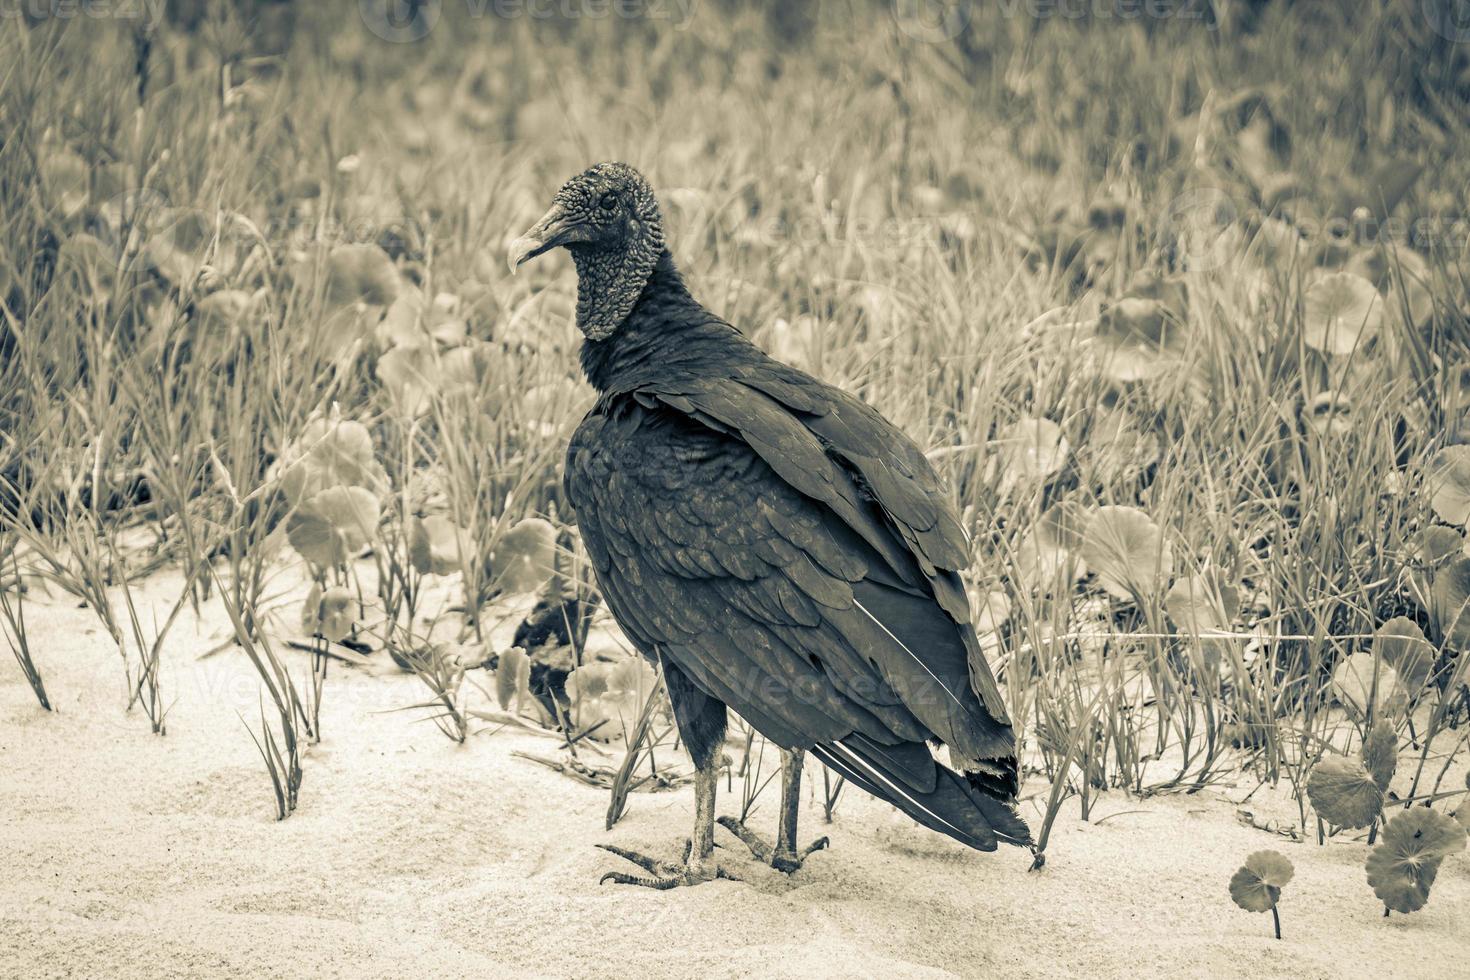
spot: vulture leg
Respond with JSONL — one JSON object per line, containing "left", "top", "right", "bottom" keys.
{"left": 598, "top": 660, "right": 739, "bottom": 889}
{"left": 718, "top": 749, "right": 830, "bottom": 873}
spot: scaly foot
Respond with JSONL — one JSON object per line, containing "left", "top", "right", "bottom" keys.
{"left": 596, "top": 840, "right": 742, "bottom": 889}
{"left": 716, "top": 817, "right": 829, "bottom": 873}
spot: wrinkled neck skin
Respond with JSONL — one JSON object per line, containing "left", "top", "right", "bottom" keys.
{"left": 569, "top": 218, "right": 663, "bottom": 342}
{"left": 578, "top": 249, "right": 750, "bottom": 396}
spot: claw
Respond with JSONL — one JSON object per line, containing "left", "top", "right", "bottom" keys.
{"left": 599, "top": 870, "right": 684, "bottom": 889}
{"left": 717, "top": 817, "right": 828, "bottom": 873}
{"left": 595, "top": 843, "right": 674, "bottom": 877}
{"left": 596, "top": 841, "right": 740, "bottom": 889}
{"left": 774, "top": 835, "right": 829, "bottom": 874}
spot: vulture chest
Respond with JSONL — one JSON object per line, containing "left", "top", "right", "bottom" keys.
{"left": 563, "top": 399, "right": 781, "bottom": 656}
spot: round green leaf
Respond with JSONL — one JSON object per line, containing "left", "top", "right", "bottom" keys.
{"left": 324, "top": 242, "right": 401, "bottom": 310}
{"left": 1095, "top": 296, "right": 1185, "bottom": 383}
{"left": 1361, "top": 720, "right": 1398, "bottom": 793}
{"left": 1307, "top": 754, "right": 1383, "bottom": 829}
{"left": 41, "top": 146, "right": 89, "bottom": 217}
{"left": 410, "top": 515, "right": 469, "bottom": 576}
{"left": 566, "top": 661, "right": 613, "bottom": 701}
{"left": 1366, "top": 808, "right": 1467, "bottom": 913}
{"left": 1011, "top": 502, "right": 1089, "bottom": 597}
{"left": 1373, "top": 618, "right": 1435, "bottom": 696}
{"left": 496, "top": 646, "right": 531, "bottom": 711}
{"left": 299, "top": 582, "right": 323, "bottom": 635}
{"left": 1229, "top": 850, "right": 1294, "bottom": 913}
{"left": 1012, "top": 528, "right": 1081, "bottom": 596}
{"left": 1432, "top": 556, "right": 1470, "bottom": 650}
{"left": 316, "top": 586, "right": 356, "bottom": 643}
{"left": 286, "top": 508, "right": 345, "bottom": 568}
{"left": 1165, "top": 571, "right": 1240, "bottom": 637}
{"left": 311, "top": 421, "right": 385, "bottom": 496}
{"left": 490, "top": 518, "right": 556, "bottom": 595}
{"left": 1080, "top": 505, "right": 1173, "bottom": 601}
{"left": 376, "top": 344, "right": 437, "bottom": 417}
{"left": 1330, "top": 652, "right": 1407, "bottom": 720}
{"left": 1084, "top": 408, "right": 1160, "bottom": 488}
{"left": 377, "top": 287, "right": 424, "bottom": 347}
{"left": 1427, "top": 445, "right": 1470, "bottom": 526}
{"left": 286, "top": 486, "right": 380, "bottom": 568}
{"left": 303, "top": 584, "right": 354, "bottom": 640}
{"left": 1303, "top": 271, "right": 1382, "bottom": 356}
{"left": 309, "top": 485, "right": 380, "bottom": 552}
{"left": 438, "top": 346, "right": 483, "bottom": 398}
{"left": 565, "top": 656, "right": 659, "bottom": 739}
{"left": 994, "top": 418, "right": 1069, "bottom": 484}
{"left": 1417, "top": 525, "right": 1466, "bottom": 567}
{"left": 278, "top": 416, "right": 387, "bottom": 506}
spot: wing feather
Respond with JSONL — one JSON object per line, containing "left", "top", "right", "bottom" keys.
{"left": 646, "top": 377, "right": 1016, "bottom": 746}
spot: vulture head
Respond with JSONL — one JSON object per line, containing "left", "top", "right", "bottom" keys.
{"left": 508, "top": 161, "right": 665, "bottom": 341}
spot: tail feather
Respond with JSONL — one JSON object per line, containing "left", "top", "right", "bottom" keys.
{"left": 813, "top": 735, "right": 1031, "bottom": 852}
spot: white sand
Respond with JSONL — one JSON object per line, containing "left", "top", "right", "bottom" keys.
{"left": 3, "top": 574, "right": 1468, "bottom": 980}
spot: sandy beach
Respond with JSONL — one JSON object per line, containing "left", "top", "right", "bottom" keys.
{"left": 3, "top": 574, "right": 1466, "bottom": 980}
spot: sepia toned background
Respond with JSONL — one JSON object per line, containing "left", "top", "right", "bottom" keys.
{"left": 2, "top": 2, "right": 1469, "bottom": 977}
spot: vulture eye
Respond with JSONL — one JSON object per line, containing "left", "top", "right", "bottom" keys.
{"left": 599, "top": 193, "right": 619, "bottom": 211}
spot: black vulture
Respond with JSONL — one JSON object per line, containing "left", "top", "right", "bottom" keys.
{"left": 509, "top": 162, "right": 1030, "bottom": 888}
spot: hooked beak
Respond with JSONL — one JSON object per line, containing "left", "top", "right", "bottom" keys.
{"left": 507, "top": 202, "right": 594, "bottom": 274}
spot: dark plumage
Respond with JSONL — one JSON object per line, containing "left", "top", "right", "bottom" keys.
{"left": 510, "top": 162, "right": 1029, "bottom": 886}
